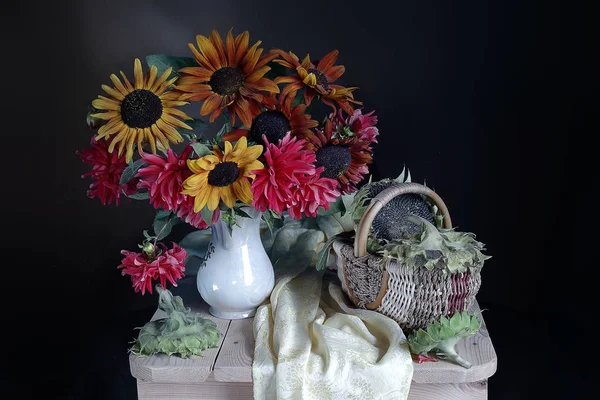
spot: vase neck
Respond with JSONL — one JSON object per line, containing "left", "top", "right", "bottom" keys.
{"left": 211, "top": 207, "right": 262, "bottom": 249}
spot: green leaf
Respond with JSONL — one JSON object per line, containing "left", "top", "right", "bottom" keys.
{"left": 316, "top": 197, "right": 345, "bottom": 217}
{"left": 191, "top": 142, "right": 212, "bottom": 157}
{"left": 394, "top": 166, "right": 412, "bottom": 183}
{"left": 449, "top": 312, "right": 463, "bottom": 333}
{"left": 214, "top": 119, "right": 232, "bottom": 143}
{"left": 179, "top": 119, "right": 208, "bottom": 141}
{"left": 232, "top": 207, "right": 251, "bottom": 219}
{"left": 128, "top": 191, "right": 150, "bottom": 200}
{"left": 200, "top": 206, "right": 214, "bottom": 226}
{"left": 120, "top": 159, "right": 147, "bottom": 184}
{"left": 145, "top": 55, "right": 197, "bottom": 80}
{"left": 153, "top": 210, "right": 180, "bottom": 240}
{"left": 315, "top": 234, "right": 343, "bottom": 271}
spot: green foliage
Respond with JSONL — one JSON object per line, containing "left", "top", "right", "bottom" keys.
{"left": 145, "top": 55, "right": 197, "bottom": 80}
{"left": 179, "top": 119, "right": 208, "bottom": 141}
{"left": 127, "top": 191, "right": 150, "bottom": 200}
{"left": 407, "top": 311, "right": 482, "bottom": 368}
{"left": 153, "top": 210, "right": 180, "bottom": 240}
{"left": 130, "top": 285, "right": 220, "bottom": 358}
{"left": 379, "top": 215, "right": 491, "bottom": 275}
{"left": 120, "top": 158, "right": 147, "bottom": 185}
{"left": 191, "top": 142, "right": 212, "bottom": 157}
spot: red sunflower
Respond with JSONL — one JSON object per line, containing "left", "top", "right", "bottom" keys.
{"left": 270, "top": 49, "right": 362, "bottom": 114}
{"left": 176, "top": 29, "right": 280, "bottom": 128}
{"left": 222, "top": 94, "right": 318, "bottom": 145}
{"left": 307, "top": 113, "right": 376, "bottom": 194}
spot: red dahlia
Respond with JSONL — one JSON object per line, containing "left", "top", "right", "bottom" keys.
{"left": 118, "top": 242, "right": 186, "bottom": 295}
{"left": 76, "top": 136, "right": 137, "bottom": 205}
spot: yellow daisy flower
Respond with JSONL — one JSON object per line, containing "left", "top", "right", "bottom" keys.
{"left": 182, "top": 137, "right": 264, "bottom": 212}
{"left": 91, "top": 58, "right": 193, "bottom": 162}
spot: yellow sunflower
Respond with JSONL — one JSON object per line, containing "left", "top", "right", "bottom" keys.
{"left": 91, "top": 58, "right": 193, "bottom": 162}
{"left": 182, "top": 137, "right": 264, "bottom": 212}
{"left": 176, "top": 29, "right": 280, "bottom": 128}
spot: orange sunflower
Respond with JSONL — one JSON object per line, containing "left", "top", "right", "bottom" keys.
{"left": 182, "top": 137, "right": 264, "bottom": 212}
{"left": 91, "top": 59, "right": 192, "bottom": 162}
{"left": 176, "top": 29, "right": 280, "bottom": 128}
{"left": 222, "top": 94, "right": 318, "bottom": 145}
{"left": 307, "top": 117, "right": 374, "bottom": 194}
{"left": 270, "top": 49, "right": 362, "bottom": 114}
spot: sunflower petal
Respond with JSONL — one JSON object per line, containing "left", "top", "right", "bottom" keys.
{"left": 188, "top": 43, "right": 214, "bottom": 70}
{"left": 119, "top": 71, "right": 134, "bottom": 91}
{"left": 207, "top": 187, "right": 221, "bottom": 210}
{"left": 125, "top": 128, "right": 138, "bottom": 162}
{"left": 91, "top": 111, "right": 119, "bottom": 120}
{"left": 101, "top": 85, "right": 125, "bottom": 101}
{"left": 92, "top": 98, "right": 120, "bottom": 111}
{"left": 196, "top": 34, "right": 221, "bottom": 70}
{"left": 161, "top": 112, "right": 192, "bottom": 130}
{"left": 110, "top": 74, "right": 129, "bottom": 95}
{"left": 191, "top": 186, "right": 211, "bottom": 212}
{"left": 234, "top": 31, "right": 250, "bottom": 65}
{"left": 144, "top": 128, "right": 157, "bottom": 154}
{"left": 325, "top": 65, "right": 345, "bottom": 82}
{"left": 220, "top": 186, "right": 237, "bottom": 208}
{"left": 233, "top": 179, "right": 253, "bottom": 204}
{"left": 134, "top": 59, "right": 144, "bottom": 89}
{"left": 317, "top": 50, "right": 339, "bottom": 73}
{"left": 156, "top": 119, "right": 183, "bottom": 143}
{"left": 225, "top": 28, "right": 235, "bottom": 66}
{"left": 145, "top": 65, "right": 159, "bottom": 90}
{"left": 200, "top": 93, "right": 223, "bottom": 116}
{"left": 151, "top": 124, "right": 170, "bottom": 150}
{"left": 107, "top": 127, "right": 129, "bottom": 153}
{"left": 245, "top": 65, "right": 271, "bottom": 83}
{"left": 210, "top": 30, "right": 228, "bottom": 67}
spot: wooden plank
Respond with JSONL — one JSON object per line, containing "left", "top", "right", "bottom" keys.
{"left": 408, "top": 381, "right": 488, "bottom": 400}
{"left": 213, "top": 318, "right": 254, "bottom": 383}
{"left": 136, "top": 380, "right": 487, "bottom": 400}
{"left": 137, "top": 380, "right": 253, "bottom": 400}
{"left": 129, "top": 279, "right": 231, "bottom": 384}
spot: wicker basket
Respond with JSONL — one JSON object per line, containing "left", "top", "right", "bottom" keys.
{"left": 334, "top": 182, "right": 482, "bottom": 333}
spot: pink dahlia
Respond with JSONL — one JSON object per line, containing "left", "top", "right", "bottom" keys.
{"left": 175, "top": 199, "right": 218, "bottom": 229}
{"left": 343, "top": 109, "right": 379, "bottom": 144}
{"left": 251, "top": 133, "right": 317, "bottom": 215}
{"left": 118, "top": 242, "right": 186, "bottom": 295}
{"left": 287, "top": 169, "right": 340, "bottom": 219}
{"left": 76, "top": 136, "right": 137, "bottom": 205}
{"left": 136, "top": 146, "right": 194, "bottom": 211}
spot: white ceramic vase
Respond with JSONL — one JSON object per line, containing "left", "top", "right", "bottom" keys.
{"left": 197, "top": 207, "right": 275, "bottom": 319}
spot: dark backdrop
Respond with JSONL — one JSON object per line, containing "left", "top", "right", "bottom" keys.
{"left": 3, "top": 0, "right": 591, "bottom": 398}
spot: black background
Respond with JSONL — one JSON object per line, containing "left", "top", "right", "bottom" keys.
{"left": 2, "top": 0, "right": 592, "bottom": 398}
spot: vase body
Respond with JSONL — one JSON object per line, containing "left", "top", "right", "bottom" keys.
{"left": 197, "top": 208, "right": 275, "bottom": 319}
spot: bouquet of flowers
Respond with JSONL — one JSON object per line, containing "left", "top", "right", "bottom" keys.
{"left": 78, "top": 28, "right": 379, "bottom": 296}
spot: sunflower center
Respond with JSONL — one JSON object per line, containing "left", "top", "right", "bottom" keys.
{"left": 120, "top": 89, "right": 163, "bottom": 128}
{"left": 315, "top": 145, "right": 352, "bottom": 179}
{"left": 208, "top": 161, "right": 240, "bottom": 187}
{"left": 250, "top": 110, "right": 291, "bottom": 144}
{"left": 210, "top": 67, "right": 245, "bottom": 95}
{"left": 307, "top": 68, "right": 329, "bottom": 90}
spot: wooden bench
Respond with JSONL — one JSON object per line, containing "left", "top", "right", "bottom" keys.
{"left": 129, "top": 278, "right": 497, "bottom": 400}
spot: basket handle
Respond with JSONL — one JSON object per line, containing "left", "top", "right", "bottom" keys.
{"left": 354, "top": 182, "right": 452, "bottom": 257}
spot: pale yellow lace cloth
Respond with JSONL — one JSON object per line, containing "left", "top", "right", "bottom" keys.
{"left": 252, "top": 256, "right": 414, "bottom": 400}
